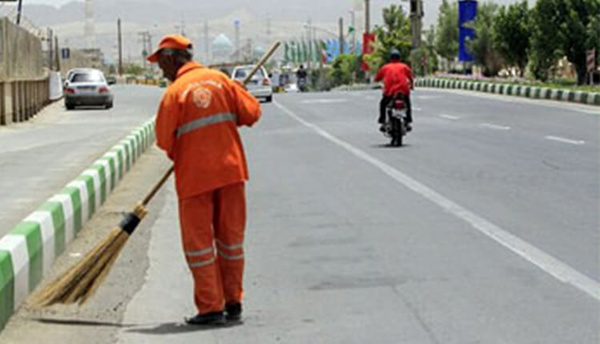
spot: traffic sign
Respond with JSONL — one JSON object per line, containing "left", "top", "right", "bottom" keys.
{"left": 61, "top": 48, "right": 70, "bottom": 60}
{"left": 587, "top": 49, "right": 596, "bottom": 73}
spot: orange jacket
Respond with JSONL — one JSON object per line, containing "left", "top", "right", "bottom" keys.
{"left": 155, "top": 62, "right": 261, "bottom": 199}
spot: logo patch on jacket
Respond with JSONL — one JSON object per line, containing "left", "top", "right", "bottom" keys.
{"left": 193, "top": 87, "right": 213, "bottom": 109}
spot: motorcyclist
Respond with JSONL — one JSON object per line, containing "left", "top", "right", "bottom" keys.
{"left": 375, "top": 49, "right": 414, "bottom": 132}
{"left": 296, "top": 64, "right": 308, "bottom": 92}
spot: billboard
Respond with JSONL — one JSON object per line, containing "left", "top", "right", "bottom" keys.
{"left": 459, "top": 0, "right": 478, "bottom": 62}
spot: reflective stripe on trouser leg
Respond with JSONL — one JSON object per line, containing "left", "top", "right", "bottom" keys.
{"left": 213, "top": 183, "right": 246, "bottom": 304}
{"left": 178, "top": 192, "right": 224, "bottom": 314}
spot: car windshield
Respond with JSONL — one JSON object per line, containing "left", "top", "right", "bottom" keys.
{"left": 234, "top": 67, "right": 264, "bottom": 80}
{"left": 71, "top": 71, "right": 104, "bottom": 83}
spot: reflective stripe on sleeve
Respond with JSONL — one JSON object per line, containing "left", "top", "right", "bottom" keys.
{"left": 176, "top": 113, "right": 237, "bottom": 138}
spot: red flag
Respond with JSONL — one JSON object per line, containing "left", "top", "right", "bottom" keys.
{"left": 362, "top": 33, "right": 376, "bottom": 71}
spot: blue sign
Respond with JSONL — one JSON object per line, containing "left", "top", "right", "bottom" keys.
{"left": 459, "top": 0, "right": 477, "bottom": 62}
{"left": 61, "top": 48, "right": 70, "bottom": 60}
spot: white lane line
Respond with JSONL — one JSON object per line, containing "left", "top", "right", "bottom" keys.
{"left": 545, "top": 136, "right": 585, "bottom": 145}
{"left": 274, "top": 100, "right": 600, "bottom": 302}
{"left": 481, "top": 123, "right": 511, "bottom": 131}
{"left": 413, "top": 107, "right": 422, "bottom": 112}
{"left": 440, "top": 114, "right": 460, "bottom": 120}
{"left": 301, "top": 99, "right": 348, "bottom": 104}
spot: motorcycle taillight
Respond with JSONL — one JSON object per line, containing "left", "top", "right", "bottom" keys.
{"left": 394, "top": 100, "right": 405, "bottom": 109}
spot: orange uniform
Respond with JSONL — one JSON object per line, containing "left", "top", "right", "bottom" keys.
{"left": 155, "top": 60, "right": 261, "bottom": 314}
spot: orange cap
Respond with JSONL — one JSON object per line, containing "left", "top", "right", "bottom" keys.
{"left": 147, "top": 34, "right": 192, "bottom": 63}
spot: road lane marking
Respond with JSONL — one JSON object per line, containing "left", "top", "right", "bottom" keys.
{"left": 545, "top": 136, "right": 585, "bottom": 145}
{"left": 480, "top": 123, "right": 511, "bottom": 131}
{"left": 274, "top": 100, "right": 600, "bottom": 302}
{"left": 413, "top": 107, "right": 422, "bottom": 112}
{"left": 440, "top": 114, "right": 460, "bottom": 120}
{"left": 301, "top": 99, "right": 348, "bottom": 104}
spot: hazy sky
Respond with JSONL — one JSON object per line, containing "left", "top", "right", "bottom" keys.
{"left": 20, "top": 0, "right": 534, "bottom": 27}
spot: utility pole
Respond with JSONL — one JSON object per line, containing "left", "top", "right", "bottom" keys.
{"left": 349, "top": 10, "right": 356, "bottom": 54}
{"left": 234, "top": 19, "right": 241, "bottom": 62}
{"left": 47, "top": 28, "right": 54, "bottom": 71}
{"left": 204, "top": 20, "right": 210, "bottom": 64}
{"left": 365, "top": 0, "right": 370, "bottom": 33}
{"left": 55, "top": 36, "right": 61, "bottom": 72}
{"left": 266, "top": 14, "right": 272, "bottom": 43}
{"left": 16, "top": 0, "right": 23, "bottom": 25}
{"left": 117, "top": 18, "right": 123, "bottom": 75}
{"left": 307, "top": 18, "right": 312, "bottom": 69}
{"left": 410, "top": 0, "right": 424, "bottom": 48}
{"left": 339, "top": 17, "right": 345, "bottom": 56}
{"left": 138, "top": 31, "right": 151, "bottom": 71}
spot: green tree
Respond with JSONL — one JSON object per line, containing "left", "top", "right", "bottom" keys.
{"left": 328, "top": 54, "right": 357, "bottom": 86}
{"left": 435, "top": 0, "right": 459, "bottom": 66}
{"left": 411, "top": 26, "right": 439, "bottom": 76}
{"left": 493, "top": 1, "right": 531, "bottom": 77}
{"left": 364, "top": 4, "right": 412, "bottom": 71}
{"left": 530, "top": 0, "right": 600, "bottom": 84}
{"left": 467, "top": 2, "right": 504, "bottom": 77}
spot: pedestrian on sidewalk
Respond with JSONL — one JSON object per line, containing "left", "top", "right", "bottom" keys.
{"left": 147, "top": 34, "right": 262, "bottom": 325}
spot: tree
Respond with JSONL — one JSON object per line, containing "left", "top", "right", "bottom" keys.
{"left": 493, "top": 1, "right": 531, "bottom": 77}
{"left": 411, "top": 26, "right": 439, "bottom": 76}
{"left": 530, "top": 0, "right": 600, "bottom": 84}
{"left": 435, "top": 0, "right": 459, "bottom": 66}
{"left": 364, "top": 4, "right": 412, "bottom": 71}
{"left": 467, "top": 2, "right": 504, "bottom": 77}
{"left": 329, "top": 54, "right": 359, "bottom": 86}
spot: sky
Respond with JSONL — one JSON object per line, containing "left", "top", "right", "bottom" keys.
{"left": 19, "top": 0, "right": 535, "bottom": 28}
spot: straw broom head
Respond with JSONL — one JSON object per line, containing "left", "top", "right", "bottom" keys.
{"left": 33, "top": 203, "right": 148, "bottom": 307}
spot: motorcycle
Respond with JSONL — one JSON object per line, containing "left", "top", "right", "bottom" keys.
{"left": 297, "top": 77, "right": 308, "bottom": 92}
{"left": 382, "top": 95, "right": 409, "bottom": 147}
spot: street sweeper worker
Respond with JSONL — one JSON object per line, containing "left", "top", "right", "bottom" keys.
{"left": 148, "top": 34, "right": 261, "bottom": 325}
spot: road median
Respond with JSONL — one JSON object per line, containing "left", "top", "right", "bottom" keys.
{"left": 0, "top": 119, "right": 156, "bottom": 331}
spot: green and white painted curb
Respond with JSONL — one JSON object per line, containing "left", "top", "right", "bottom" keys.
{"left": 0, "top": 119, "right": 156, "bottom": 330}
{"left": 415, "top": 78, "right": 600, "bottom": 107}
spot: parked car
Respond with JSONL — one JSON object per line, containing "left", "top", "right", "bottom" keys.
{"left": 64, "top": 69, "right": 114, "bottom": 110}
{"left": 231, "top": 65, "right": 273, "bottom": 102}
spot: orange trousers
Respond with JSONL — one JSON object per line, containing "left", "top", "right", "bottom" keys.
{"left": 178, "top": 182, "right": 246, "bottom": 314}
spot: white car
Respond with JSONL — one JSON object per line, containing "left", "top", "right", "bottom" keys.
{"left": 64, "top": 69, "right": 114, "bottom": 110}
{"left": 231, "top": 65, "right": 273, "bottom": 102}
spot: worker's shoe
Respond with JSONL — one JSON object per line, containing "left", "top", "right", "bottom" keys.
{"left": 184, "top": 311, "right": 226, "bottom": 326}
{"left": 225, "top": 303, "right": 242, "bottom": 321}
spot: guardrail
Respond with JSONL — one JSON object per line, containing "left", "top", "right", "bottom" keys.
{"left": 0, "top": 78, "right": 50, "bottom": 125}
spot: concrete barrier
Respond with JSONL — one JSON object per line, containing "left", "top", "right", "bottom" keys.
{"left": 0, "top": 119, "right": 156, "bottom": 331}
{"left": 0, "top": 79, "right": 50, "bottom": 125}
{"left": 415, "top": 78, "right": 600, "bottom": 107}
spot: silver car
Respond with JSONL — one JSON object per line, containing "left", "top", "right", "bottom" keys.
{"left": 64, "top": 69, "right": 114, "bottom": 110}
{"left": 231, "top": 65, "right": 273, "bottom": 102}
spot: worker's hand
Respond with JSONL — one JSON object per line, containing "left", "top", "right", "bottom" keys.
{"left": 234, "top": 79, "right": 247, "bottom": 90}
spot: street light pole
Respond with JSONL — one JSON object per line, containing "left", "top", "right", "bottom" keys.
{"left": 16, "top": 0, "right": 23, "bottom": 25}
{"left": 365, "top": 0, "right": 370, "bottom": 33}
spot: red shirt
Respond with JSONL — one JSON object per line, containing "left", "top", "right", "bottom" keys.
{"left": 375, "top": 61, "right": 414, "bottom": 96}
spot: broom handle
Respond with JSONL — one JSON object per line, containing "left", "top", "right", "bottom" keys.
{"left": 141, "top": 41, "right": 281, "bottom": 207}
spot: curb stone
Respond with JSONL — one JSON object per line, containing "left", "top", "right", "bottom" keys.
{"left": 0, "top": 119, "right": 156, "bottom": 330}
{"left": 415, "top": 78, "right": 600, "bottom": 107}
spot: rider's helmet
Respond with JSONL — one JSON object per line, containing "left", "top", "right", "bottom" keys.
{"left": 390, "top": 49, "right": 401, "bottom": 60}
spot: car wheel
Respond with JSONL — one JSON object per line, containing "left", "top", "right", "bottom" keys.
{"left": 66, "top": 103, "right": 75, "bottom": 110}
{"left": 106, "top": 102, "right": 113, "bottom": 109}
{"left": 265, "top": 95, "right": 273, "bottom": 103}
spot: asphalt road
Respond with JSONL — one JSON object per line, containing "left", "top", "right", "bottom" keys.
{"left": 0, "top": 85, "right": 161, "bottom": 237}
{"left": 0, "top": 87, "right": 598, "bottom": 343}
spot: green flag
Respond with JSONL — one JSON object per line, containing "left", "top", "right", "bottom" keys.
{"left": 284, "top": 42, "right": 290, "bottom": 63}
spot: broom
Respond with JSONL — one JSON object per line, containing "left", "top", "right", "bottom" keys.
{"left": 34, "top": 41, "right": 281, "bottom": 307}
